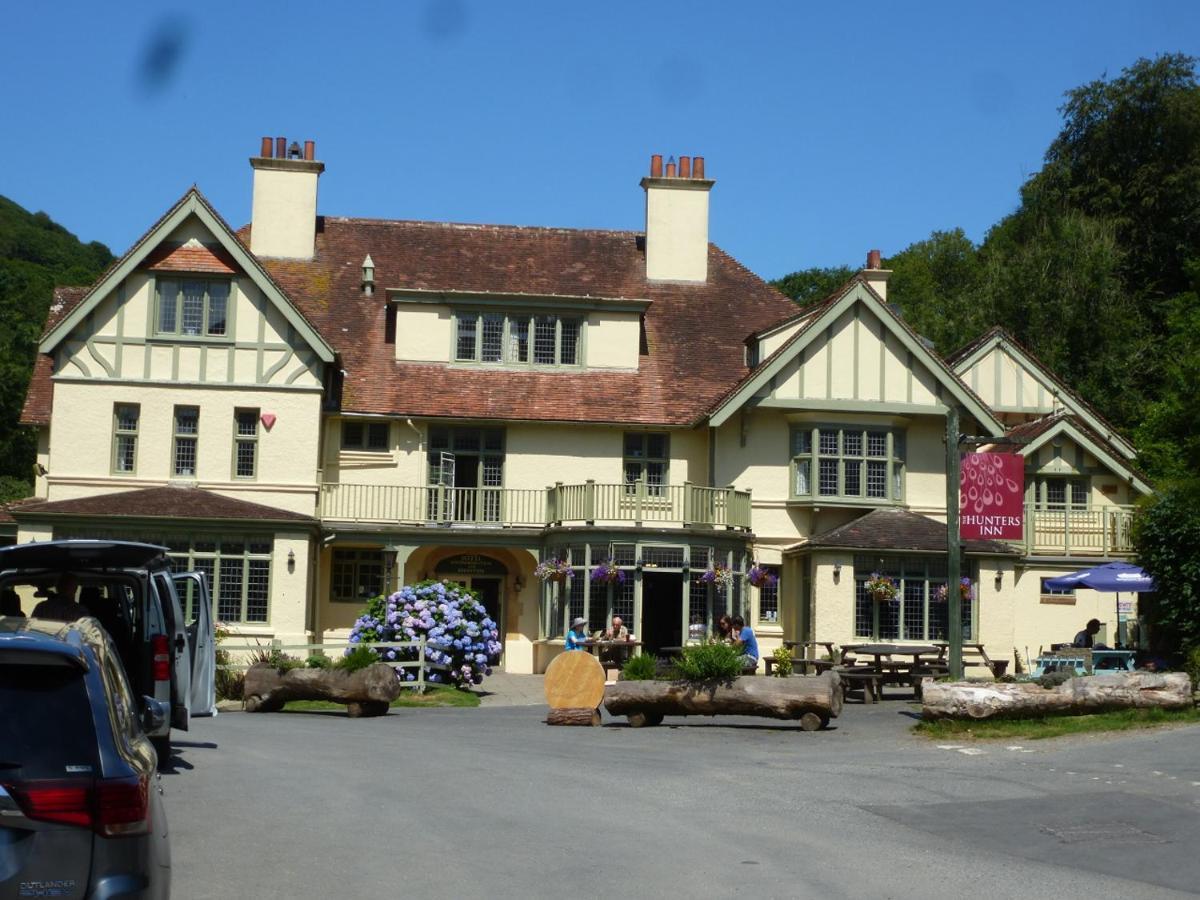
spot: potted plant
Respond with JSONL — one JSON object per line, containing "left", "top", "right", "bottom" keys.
{"left": 934, "top": 577, "right": 973, "bottom": 602}
{"left": 590, "top": 558, "right": 625, "bottom": 585}
{"left": 699, "top": 563, "right": 734, "bottom": 589}
{"left": 864, "top": 572, "right": 897, "bottom": 602}
{"left": 534, "top": 558, "right": 572, "bottom": 584}
{"left": 747, "top": 563, "right": 777, "bottom": 588}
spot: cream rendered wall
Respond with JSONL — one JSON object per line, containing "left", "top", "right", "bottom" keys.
{"left": 962, "top": 346, "right": 1063, "bottom": 414}
{"left": 505, "top": 423, "right": 704, "bottom": 489}
{"left": 249, "top": 164, "right": 320, "bottom": 260}
{"left": 46, "top": 382, "right": 322, "bottom": 516}
{"left": 584, "top": 311, "right": 640, "bottom": 369}
{"left": 321, "top": 417, "right": 424, "bottom": 486}
{"left": 757, "top": 318, "right": 807, "bottom": 359}
{"left": 394, "top": 304, "right": 453, "bottom": 362}
{"left": 644, "top": 181, "right": 710, "bottom": 282}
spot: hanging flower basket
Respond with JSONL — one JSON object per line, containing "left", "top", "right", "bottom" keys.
{"left": 699, "top": 564, "right": 734, "bottom": 589}
{"left": 934, "top": 577, "right": 973, "bottom": 602}
{"left": 590, "top": 559, "right": 625, "bottom": 585}
{"left": 534, "top": 559, "right": 572, "bottom": 584}
{"left": 864, "top": 572, "right": 897, "bottom": 602}
{"left": 747, "top": 564, "right": 778, "bottom": 589}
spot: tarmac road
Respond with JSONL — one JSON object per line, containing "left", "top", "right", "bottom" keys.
{"left": 163, "top": 702, "right": 1200, "bottom": 899}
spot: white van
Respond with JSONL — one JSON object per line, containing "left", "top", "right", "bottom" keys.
{"left": 0, "top": 540, "right": 216, "bottom": 764}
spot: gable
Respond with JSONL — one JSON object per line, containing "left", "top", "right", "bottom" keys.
{"left": 952, "top": 329, "right": 1136, "bottom": 460}
{"left": 710, "top": 281, "right": 1003, "bottom": 433}
{"left": 1016, "top": 418, "right": 1151, "bottom": 497}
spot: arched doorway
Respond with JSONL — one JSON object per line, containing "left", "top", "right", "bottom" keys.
{"left": 434, "top": 553, "right": 508, "bottom": 656}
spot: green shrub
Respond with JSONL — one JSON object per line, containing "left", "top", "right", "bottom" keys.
{"left": 672, "top": 641, "right": 745, "bottom": 682}
{"left": 770, "top": 646, "right": 792, "bottom": 678}
{"left": 1185, "top": 646, "right": 1200, "bottom": 691}
{"left": 620, "top": 653, "right": 659, "bottom": 681}
{"left": 247, "top": 643, "right": 303, "bottom": 673}
{"left": 213, "top": 625, "right": 244, "bottom": 700}
{"left": 305, "top": 654, "right": 332, "bottom": 669}
{"left": 1037, "top": 670, "right": 1074, "bottom": 689}
{"left": 335, "top": 645, "right": 382, "bottom": 673}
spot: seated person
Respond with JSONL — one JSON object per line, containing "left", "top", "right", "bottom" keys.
{"left": 566, "top": 617, "right": 590, "bottom": 651}
{"left": 730, "top": 615, "right": 759, "bottom": 671}
{"left": 0, "top": 588, "right": 23, "bottom": 617}
{"left": 598, "top": 616, "right": 629, "bottom": 641}
{"left": 1072, "top": 618, "right": 1108, "bottom": 650}
{"left": 31, "top": 574, "right": 90, "bottom": 622}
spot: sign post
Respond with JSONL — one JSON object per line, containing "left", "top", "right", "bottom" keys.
{"left": 946, "top": 407, "right": 962, "bottom": 680}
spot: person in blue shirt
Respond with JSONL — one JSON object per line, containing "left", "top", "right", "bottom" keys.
{"left": 566, "top": 617, "right": 590, "bottom": 651}
{"left": 731, "top": 615, "right": 759, "bottom": 671}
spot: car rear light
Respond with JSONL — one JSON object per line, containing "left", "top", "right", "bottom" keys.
{"left": 5, "top": 776, "right": 150, "bottom": 837}
{"left": 152, "top": 633, "right": 170, "bottom": 683}
{"left": 94, "top": 775, "right": 150, "bottom": 837}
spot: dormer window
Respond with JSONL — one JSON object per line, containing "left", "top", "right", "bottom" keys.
{"left": 454, "top": 312, "right": 581, "bottom": 367}
{"left": 156, "top": 278, "right": 230, "bottom": 337}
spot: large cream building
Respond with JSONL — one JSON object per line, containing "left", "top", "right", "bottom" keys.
{"left": 10, "top": 139, "right": 1151, "bottom": 673}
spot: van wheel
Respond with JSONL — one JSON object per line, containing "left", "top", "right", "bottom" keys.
{"left": 151, "top": 734, "right": 172, "bottom": 769}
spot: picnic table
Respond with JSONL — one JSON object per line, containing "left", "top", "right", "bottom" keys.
{"left": 837, "top": 643, "right": 946, "bottom": 703}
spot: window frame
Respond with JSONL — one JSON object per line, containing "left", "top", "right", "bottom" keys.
{"left": 165, "top": 535, "right": 273, "bottom": 624}
{"left": 330, "top": 549, "right": 387, "bottom": 603}
{"left": 453, "top": 311, "right": 584, "bottom": 368}
{"left": 623, "top": 432, "right": 670, "bottom": 497}
{"left": 111, "top": 403, "right": 140, "bottom": 475}
{"left": 790, "top": 424, "right": 905, "bottom": 504}
{"left": 341, "top": 421, "right": 390, "bottom": 452}
{"left": 154, "top": 276, "right": 233, "bottom": 339}
{"left": 852, "top": 555, "right": 975, "bottom": 642}
{"left": 1033, "top": 476, "right": 1090, "bottom": 511}
{"left": 756, "top": 564, "right": 781, "bottom": 626}
{"left": 172, "top": 405, "right": 199, "bottom": 478}
{"left": 233, "top": 409, "right": 259, "bottom": 480}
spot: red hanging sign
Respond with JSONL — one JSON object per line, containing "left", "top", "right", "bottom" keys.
{"left": 959, "top": 452, "right": 1024, "bottom": 540}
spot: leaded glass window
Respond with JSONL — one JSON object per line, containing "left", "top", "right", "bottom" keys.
{"left": 454, "top": 312, "right": 582, "bottom": 366}
{"left": 791, "top": 425, "right": 905, "bottom": 503}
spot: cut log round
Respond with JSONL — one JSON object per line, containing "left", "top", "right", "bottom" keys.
{"left": 604, "top": 672, "right": 842, "bottom": 726}
{"left": 546, "top": 707, "right": 601, "bottom": 726}
{"left": 626, "top": 712, "right": 663, "bottom": 728}
{"left": 922, "top": 672, "right": 1193, "bottom": 720}
{"left": 243, "top": 662, "right": 401, "bottom": 715}
{"left": 544, "top": 651, "right": 605, "bottom": 710}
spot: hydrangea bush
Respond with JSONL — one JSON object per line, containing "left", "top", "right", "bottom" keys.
{"left": 348, "top": 580, "right": 501, "bottom": 687}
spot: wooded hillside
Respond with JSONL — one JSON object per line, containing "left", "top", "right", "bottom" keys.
{"left": 0, "top": 196, "right": 113, "bottom": 501}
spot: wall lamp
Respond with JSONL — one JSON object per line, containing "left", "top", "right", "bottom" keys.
{"left": 994, "top": 570, "right": 1003, "bottom": 590}
{"left": 832, "top": 563, "right": 842, "bottom": 583}
{"left": 287, "top": 549, "right": 296, "bottom": 572}
{"left": 514, "top": 575, "right": 525, "bottom": 592}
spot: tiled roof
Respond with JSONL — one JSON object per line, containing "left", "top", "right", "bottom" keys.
{"left": 244, "top": 218, "right": 801, "bottom": 425}
{"left": 22, "top": 287, "right": 90, "bottom": 426}
{"left": 144, "top": 241, "right": 239, "bottom": 275}
{"left": 8, "top": 486, "right": 315, "bottom": 524}
{"left": 799, "top": 508, "right": 1018, "bottom": 555}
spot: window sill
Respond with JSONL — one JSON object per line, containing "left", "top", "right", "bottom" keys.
{"left": 149, "top": 334, "right": 234, "bottom": 344}
{"left": 787, "top": 497, "right": 902, "bottom": 509}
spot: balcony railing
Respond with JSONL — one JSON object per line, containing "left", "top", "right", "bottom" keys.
{"left": 318, "top": 480, "right": 753, "bottom": 531}
{"left": 1019, "top": 504, "right": 1135, "bottom": 556}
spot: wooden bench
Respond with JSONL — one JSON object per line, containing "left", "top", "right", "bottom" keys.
{"left": 835, "top": 667, "right": 881, "bottom": 703}
{"left": 763, "top": 656, "right": 839, "bottom": 677}
{"left": 932, "top": 642, "right": 1007, "bottom": 677}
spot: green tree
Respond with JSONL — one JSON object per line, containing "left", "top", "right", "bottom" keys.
{"left": 883, "top": 228, "right": 984, "bottom": 354}
{"left": 770, "top": 265, "right": 855, "bottom": 305}
{"left": 1132, "top": 481, "right": 1200, "bottom": 651}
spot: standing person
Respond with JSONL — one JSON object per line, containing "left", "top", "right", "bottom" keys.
{"left": 1073, "top": 619, "right": 1102, "bottom": 649}
{"left": 566, "top": 617, "right": 590, "bottom": 651}
{"left": 731, "top": 615, "right": 759, "bottom": 671}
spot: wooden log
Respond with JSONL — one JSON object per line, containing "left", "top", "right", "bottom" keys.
{"left": 243, "top": 662, "right": 401, "bottom": 715}
{"left": 922, "top": 672, "right": 1193, "bottom": 720}
{"left": 543, "top": 651, "right": 605, "bottom": 710}
{"left": 603, "top": 672, "right": 842, "bottom": 727}
{"left": 546, "top": 707, "right": 601, "bottom": 726}
{"left": 627, "top": 712, "right": 663, "bottom": 728}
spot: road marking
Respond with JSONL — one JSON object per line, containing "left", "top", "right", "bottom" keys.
{"left": 957, "top": 748, "right": 987, "bottom": 756}
{"left": 936, "top": 744, "right": 963, "bottom": 750}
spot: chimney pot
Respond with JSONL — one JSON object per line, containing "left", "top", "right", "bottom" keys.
{"left": 867, "top": 248, "right": 882, "bottom": 270}
{"left": 304, "top": 140, "right": 315, "bottom": 161}
{"left": 650, "top": 154, "right": 663, "bottom": 178}
{"left": 693, "top": 156, "right": 705, "bottom": 179}
{"left": 275, "top": 136, "right": 287, "bottom": 158}
{"left": 288, "top": 141, "right": 302, "bottom": 159}
{"left": 665, "top": 157, "right": 677, "bottom": 178}
{"left": 679, "top": 156, "right": 691, "bottom": 178}
{"left": 260, "top": 136, "right": 274, "bottom": 158}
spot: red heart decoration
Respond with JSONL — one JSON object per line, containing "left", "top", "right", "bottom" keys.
{"left": 261, "top": 413, "right": 277, "bottom": 430}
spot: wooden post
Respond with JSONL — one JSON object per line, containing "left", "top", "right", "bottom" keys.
{"left": 635, "top": 477, "right": 645, "bottom": 526}
{"left": 585, "top": 479, "right": 596, "bottom": 525}
{"left": 682, "top": 481, "right": 693, "bottom": 527}
{"left": 946, "top": 406, "right": 963, "bottom": 680}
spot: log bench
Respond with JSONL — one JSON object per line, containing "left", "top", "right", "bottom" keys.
{"left": 243, "top": 662, "right": 401, "bottom": 716}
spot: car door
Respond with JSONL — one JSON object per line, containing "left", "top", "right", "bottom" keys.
{"left": 152, "top": 572, "right": 191, "bottom": 731}
{"left": 173, "top": 571, "right": 216, "bottom": 716}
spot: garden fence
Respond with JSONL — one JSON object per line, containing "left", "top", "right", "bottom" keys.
{"left": 217, "top": 637, "right": 433, "bottom": 692}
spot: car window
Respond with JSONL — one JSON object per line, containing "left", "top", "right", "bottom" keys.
{"left": 0, "top": 660, "right": 99, "bottom": 778}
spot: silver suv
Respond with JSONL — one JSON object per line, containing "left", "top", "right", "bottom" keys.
{"left": 0, "top": 617, "right": 170, "bottom": 898}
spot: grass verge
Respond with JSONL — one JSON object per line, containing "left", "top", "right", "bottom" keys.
{"left": 281, "top": 685, "right": 482, "bottom": 713}
{"left": 914, "top": 706, "right": 1200, "bottom": 741}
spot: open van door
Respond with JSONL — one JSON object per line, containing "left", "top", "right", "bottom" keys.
{"left": 173, "top": 570, "right": 217, "bottom": 716}
{"left": 152, "top": 572, "right": 191, "bottom": 731}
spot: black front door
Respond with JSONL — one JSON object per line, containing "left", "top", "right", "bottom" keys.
{"left": 641, "top": 573, "right": 681, "bottom": 656}
{"left": 472, "top": 577, "right": 503, "bottom": 662}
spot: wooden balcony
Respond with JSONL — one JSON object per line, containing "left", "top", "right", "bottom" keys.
{"left": 1019, "top": 504, "right": 1135, "bottom": 557}
{"left": 318, "top": 480, "right": 753, "bottom": 531}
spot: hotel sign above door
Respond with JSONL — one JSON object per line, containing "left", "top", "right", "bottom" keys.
{"left": 959, "top": 452, "right": 1024, "bottom": 541}
{"left": 436, "top": 553, "right": 507, "bottom": 576}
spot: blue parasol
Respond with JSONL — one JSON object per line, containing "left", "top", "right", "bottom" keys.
{"left": 1043, "top": 561, "right": 1156, "bottom": 593}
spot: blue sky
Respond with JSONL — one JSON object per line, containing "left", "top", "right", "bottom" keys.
{"left": 3, "top": 1, "right": 1199, "bottom": 280}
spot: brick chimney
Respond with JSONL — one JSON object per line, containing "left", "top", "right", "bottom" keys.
{"left": 861, "top": 248, "right": 892, "bottom": 300}
{"left": 249, "top": 136, "right": 324, "bottom": 260}
{"left": 641, "top": 153, "right": 713, "bottom": 282}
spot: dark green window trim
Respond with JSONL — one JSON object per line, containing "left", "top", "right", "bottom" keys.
{"left": 1032, "top": 476, "right": 1089, "bottom": 510}
{"left": 155, "top": 276, "right": 232, "bottom": 338}
{"left": 233, "top": 408, "right": 259, "bottom": 480}
{"left": 331, "top": 548, "right": 386, "bottom": 602}
{"left": 112, "top": 403, "right": 140, "bottom": 475}
{"left": 623, "top": 432, "right": 669, "bottom": 497}
{"left": 453, "top": 311, "right": 583, "bottom": 367}
{"left": 341, "top": 421, "right": 390, "bottom": 452}
{"left": 790, "top": 424, "right": 904, "bottom": 503}
{"left": 172, "top": 405, "right": 199, "bottom": 477}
